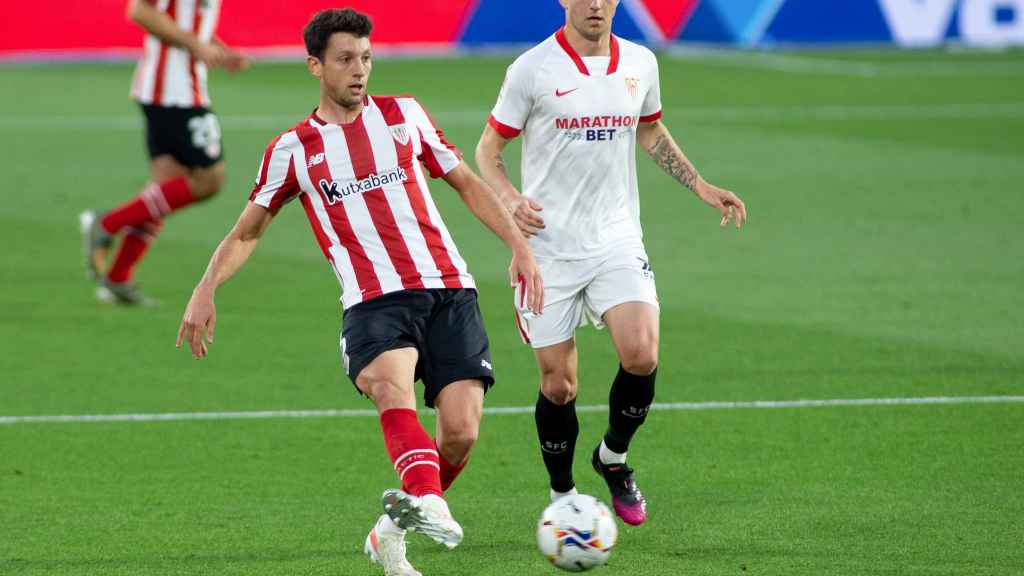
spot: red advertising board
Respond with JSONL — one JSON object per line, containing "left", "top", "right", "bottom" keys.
{"left": 0, "top": 0, "right": 477, "bottom": 55}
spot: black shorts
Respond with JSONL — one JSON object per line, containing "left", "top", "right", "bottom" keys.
{"left": 141, "top": 104, "right": 223, "bottom": 168}
{"left": 340, "top": 289, "right": 495, "bottom": 408}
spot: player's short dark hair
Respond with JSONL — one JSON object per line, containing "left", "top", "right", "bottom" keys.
{"left": 303, "top": 8, "right": 373, "bottom": 60}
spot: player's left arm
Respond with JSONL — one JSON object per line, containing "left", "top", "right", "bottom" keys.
{"left": 637, "top": 120, "right": 747, "bottom": 228}
{"left": 443, "top": 163, "right": 544, "bottom": 314}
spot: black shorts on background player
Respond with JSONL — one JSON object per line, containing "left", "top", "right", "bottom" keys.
{"left": 141, "top": 104, "right": 223, "bottom": 168}
{"left": 341, "top": 289, "right": 495, "bottom": 408}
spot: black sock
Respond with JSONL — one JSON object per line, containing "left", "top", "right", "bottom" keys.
{"left": 604, "top": 365, "right": 657, "bottom": 454}
{"left": 535, "top": 391, "right": 578, "bottom": 493}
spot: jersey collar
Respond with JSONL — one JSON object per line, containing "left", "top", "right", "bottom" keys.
{"left": 309, "top": 96, "right": 371, "bottom": 126}
{"left": 555, "top": 27, "right": 620, "bottom": 76}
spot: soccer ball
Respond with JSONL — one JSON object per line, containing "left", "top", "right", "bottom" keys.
{"left": 536, "top": 494, "right": 618, "bottom": 572}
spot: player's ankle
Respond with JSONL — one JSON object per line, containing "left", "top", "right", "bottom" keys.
{"left": 599, "top": 439, "right": 627, "bottom": 465}
{"left": 421, "top": 493, "right": 449, "bottom": 511}
{"left": 550, "top": 486, "right": 578, "bottom": 502}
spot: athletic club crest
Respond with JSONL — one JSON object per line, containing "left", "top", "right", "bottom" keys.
{"left": 625, "top": 77, "right": 639, "bottom": 99}
{"left": 390, "top": 124, "right": 410, "bottom": 146}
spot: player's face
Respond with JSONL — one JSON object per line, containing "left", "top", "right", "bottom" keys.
{"left": 309, "top": 32, "right": 372, "bottom": 109}
{"left": 562, "top": 0, "right": 619, "bottom": 42}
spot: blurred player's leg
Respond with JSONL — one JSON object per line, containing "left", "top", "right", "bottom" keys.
{"left": 433, "top": 379, "right": 484, "bottom": 491}
{"left": 101, "top": 158, "right": 222, "bottom": 240}
{"left": 534, "top": 340, "right": 580, "bottom": 501}
{"left": 100, "top": 158, "right": 191, "bottom": 237}
{"left": 95, "top": 220, "right": 163, "bottom": 306}
{"left": 78, "top": 209, "right": 113, "bottom": 280}
{"left": 593, "top": 301, "right": 659, "bottom": 525}
{"left": 107, "top": 220, "right": 162, "bottom": 284}
{"left": 93, "top": 159, "right": 224, "bottom": 304}
{"left": 357, "top": 348, "right": 462, "bottom": 549}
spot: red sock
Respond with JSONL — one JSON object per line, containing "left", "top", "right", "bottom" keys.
{"left": 438, "top": 447, "right": 467, "bottom": 492}
{"left": 107, "top": 220, "right": 162, "bottom": 283}
{"left": 380, "top": 409, "right": 443, "bottom": 498}
{"left": 101, "top": 177, "right": 194, "bottom": 235}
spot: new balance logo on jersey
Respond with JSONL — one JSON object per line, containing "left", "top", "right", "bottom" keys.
{"left": 307, "top": 152, "right": 325, "bottom": 168}
{"left": 318, "top": 166, "right": 409, "bottom": 206}
{"left": 481, "top": 359, "right": 492, "bottom": 371}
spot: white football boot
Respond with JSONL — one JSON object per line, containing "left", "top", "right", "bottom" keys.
{"left": 382, "top": 489, "right": 463, "bottom": 549}
{"left": 364, "top": 514, "right": 422, "bottom": 576}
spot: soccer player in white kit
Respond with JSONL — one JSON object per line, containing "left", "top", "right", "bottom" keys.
{"left": 177, "top": 9, "right": 542, "bottom": 576}
{"left": 476, "top": 0, "right": 747, "bottom": 526}
{"left": 81, "top": 0, "right": 247, "bottom": 305}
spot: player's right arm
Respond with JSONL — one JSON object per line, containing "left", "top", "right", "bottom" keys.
{"left": 475, "top": 126, "right": 545, "bottom": 238}
{"left": 126, "top": 0, "right": 246, "bottom": 71}
{"left": 176, "top": 202, "right": 274, "bottom": 359}
{"left": 475, "top": 57, "right": 545, "bottom": 238}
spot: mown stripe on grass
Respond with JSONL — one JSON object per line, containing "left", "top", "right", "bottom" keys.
{"left": 2, "top": 102, "right": 1023, "bottom": 131}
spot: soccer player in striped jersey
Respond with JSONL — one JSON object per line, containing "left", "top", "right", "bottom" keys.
{"left": 80, "top": 0, "right": 247, "bottom": 305}
{"left": 175, "top": 9, "right": 542, "bottom": 576}
{"left": 476, "top": 0, "right": 747, "bottom": 526}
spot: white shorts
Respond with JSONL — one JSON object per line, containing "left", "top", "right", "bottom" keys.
{"left": 513, "top": 245, "right": 659, "bottom": 349}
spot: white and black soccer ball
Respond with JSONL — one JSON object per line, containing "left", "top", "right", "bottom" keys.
{"left": 537, "top": 494, "right": 618, "bottom": 572}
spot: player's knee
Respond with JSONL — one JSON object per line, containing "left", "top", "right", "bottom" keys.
{"left": 440, "top": 421, "right": 479, "bottom": 461}
{"left": 540, "top": 374, "right": 577, "bottom": 405}
{"left": 189, "top": 163, "right": 225, "bottom": 199}
{"left": 356, "top": 374, "right": 412, "bottom": 409}
{"left": 620, "top": 346, "right": 658, "bottom": 376}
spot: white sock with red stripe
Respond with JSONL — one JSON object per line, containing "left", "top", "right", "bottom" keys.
{"left": 380, "top": 408, "right": 443, "bottom": 498}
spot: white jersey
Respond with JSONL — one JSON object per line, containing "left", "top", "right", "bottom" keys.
{"left": 488, "top": 29, "right": 662, "bottom": 260}
{"left": 250, "top": 95, "right": 475, "bottom": 310}
{"left": 131, "top": 0, "right": 221, "bottom": 108}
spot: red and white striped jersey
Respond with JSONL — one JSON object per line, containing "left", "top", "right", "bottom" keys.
{"left": 250, "top": 96, "right": 476, "bottom": 309}
{"left": 131, "top": 0, "right": 221, "bottom": 108}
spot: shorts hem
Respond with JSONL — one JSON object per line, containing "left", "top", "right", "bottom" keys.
{"left": 528, "top": 334, "right": 576, "bottom": 350}
{"left": 592, "top": 297, "right": 660, "bottom": 327}
{"left": 424, "top": 372, "right": 495, "bottom": 409}
{"left": 346, "top": 343, "right": 418, "bottom": 389}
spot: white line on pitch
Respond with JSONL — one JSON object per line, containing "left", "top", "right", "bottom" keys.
{"left": 1, "top": 395, "right": 1022, "bottom": 425}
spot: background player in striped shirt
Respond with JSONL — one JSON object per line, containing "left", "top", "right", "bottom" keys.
{"left": 175, "top": 9, "right": 542, "bottom": 576}
{"left": 80, "top": 0, "right": 247, "bottom": 305}
{"left": 476, "top": 0, "right": 747, "bottom": 526}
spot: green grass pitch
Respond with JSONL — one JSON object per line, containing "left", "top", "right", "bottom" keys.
{"left": 1, "top": 49, "right": 1023, "bottom": 575}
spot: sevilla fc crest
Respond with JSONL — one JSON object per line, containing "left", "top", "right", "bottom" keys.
{"left": 390, "top": 124, "right": 410, "bottom": 146}
{"left": 625, "top": 77, "right": 640, "bottom": 99}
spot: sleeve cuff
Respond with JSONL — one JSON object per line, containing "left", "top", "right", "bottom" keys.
{"left": 639, "top": 110, "right": 662, "bottom": 123}
{"left": 488, "top": 114, "right": 522, "bottom": 139}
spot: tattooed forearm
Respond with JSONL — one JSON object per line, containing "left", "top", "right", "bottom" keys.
{"left": 649, "top": 133, "right": 700, "bottom": 192}
{"left": 495, "top": 155, "right": 509, "bottom": 178}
